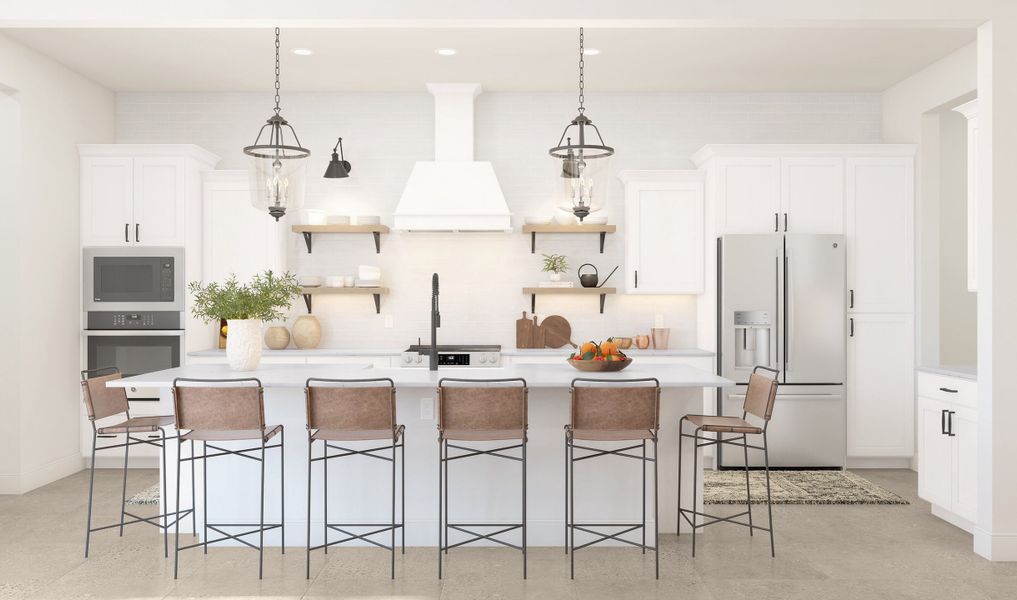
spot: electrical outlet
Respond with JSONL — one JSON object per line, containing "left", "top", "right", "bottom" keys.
{"left": 384, "top": 314, "right": 394, "bottom": 328}
{"left": 420, "top": 397, "right": 434, "bottom": 420}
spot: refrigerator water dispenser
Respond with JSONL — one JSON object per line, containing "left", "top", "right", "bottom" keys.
{"left": 733, "top": 310, "right": 771, "bottom": 369}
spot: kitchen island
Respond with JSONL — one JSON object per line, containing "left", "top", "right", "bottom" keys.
{"left": 111, "top": 362, "right": 733, "bottom": 547}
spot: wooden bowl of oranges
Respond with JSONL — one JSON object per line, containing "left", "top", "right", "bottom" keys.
{"left": 567, "top": 339, "right": 632, "bottom": 372}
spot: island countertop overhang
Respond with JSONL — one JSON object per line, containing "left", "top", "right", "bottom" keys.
{"left": 109, "top": 363, "right": 734, "bottom": 390}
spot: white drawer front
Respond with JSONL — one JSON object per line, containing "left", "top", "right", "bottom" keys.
{"left": 917, "top": 372, "right": 976, "bottom": 409}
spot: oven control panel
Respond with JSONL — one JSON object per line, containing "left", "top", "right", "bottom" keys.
{"left": 86, "top": 311, "right": 181, "bottom": 330}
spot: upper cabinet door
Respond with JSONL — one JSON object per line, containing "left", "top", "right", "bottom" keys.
{"left": 845, "top": 157, "right": 915, "bottom": 313}
{"left": 80, "top": 157, "right": 134, "bottom": 246}
{"left": 132, "top": 157, "right": 187, "bottom": 246}
{"left": 715, "top": 158, "right": 781, "bottom": 234}
{"left": 622, "top": 174, "right": 704, "bottom": 294}
{"left": 202, "top": 173, "right": 284, "bottom": 284}
{"left": 780, "top": 157, "right": 844, "bottom": 234}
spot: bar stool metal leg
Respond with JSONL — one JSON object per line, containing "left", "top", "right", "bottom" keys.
{"left": 437, "top": 435, "right": 443, "bottom": 579}
{"left": 306, "top": 433, "right": 313, "bottom": 580}
{"left": 764, "top": 431, "right": 775, "bottom": 557}
{"left": 401, "top": 430, "right": 406, "bottom": 555}
{"left": 281, "top": 427, "right": 286, "bottom": 554}
{"left": 85, "top": 432, "right": 98, "bottom": 558}
{"left": 641, "top": 440, "right": 646, "bottom": 554}
{"left": 391, "top": 430, "right": 396, "bottom": 579}
{"left": 564, "top": 429, "right": 569, "bottom": 554}
{"left": 191, "top": 439, "right": 196, "bottom": 537}
{"left": 653, "top": 435, "right": 659, "bottom": 579}
{"left": 173, "top": 437, "right": 183, "bottom": 579}
{"left": 569, "top": 430, "right": 575, "bottom": 579}
{"left": 522, "top": 436, "right": 527, "bottom": 580}
{"left": 161, "top": 428, "right": 169, "bottom": 558}
{"left": 119, "top": 430, "right": 130, "bottom": 536}
{"left": 323, "top": 441, "right": 328, "bottom": 556}
{"left": 202, "top": 441, "right": 208, "bottom": 554}
{"left": 743, "top": 434, "right": 754, "bottom": 536}
{"left": 691, "top": 426, "right": 701, "bottom": 558}
{"left": 259, "top": 438, "right": 266, "bottom": 579}
{"left": 676, "top": 418, "right": 683, "bottom": 537}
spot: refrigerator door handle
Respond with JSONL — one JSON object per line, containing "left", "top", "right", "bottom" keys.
{"left": 774, "top": 212, "right": 779, "bottom": 232}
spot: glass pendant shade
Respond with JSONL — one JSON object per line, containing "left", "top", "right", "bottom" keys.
{"left": 557, "top": 152, "right": 608, "bottom": 221}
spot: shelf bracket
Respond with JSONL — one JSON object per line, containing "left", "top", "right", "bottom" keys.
{"left": 302, "top": 232, "right": 313, "bottom": 254}
{"left": 302, "top": 293, "right": 313, "bottom": 314}
{"left": 599, "top": 232, "right": 606, "bottom": 254}
{"left": 599, "top": 293, "right": 606, "bottom": 314}
{"left": 531, "top": 294, "right": 536, "bottom": 314}
{"left": 373, "top": 293, "right": 381, "bottom": 314}
{"left": 530, "top": 232, "right": 536, "bottom": 254}
{"left": 373, "top": 232, "right": 381, "bottom": 254}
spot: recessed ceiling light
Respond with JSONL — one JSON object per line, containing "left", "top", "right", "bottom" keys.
{"left": 291, "top": 48, "right": 314, "bottom": 56}
{"left": 435, "top": 48, "right": 457, "bottom": 56}
{"left": 583, "top": 48, "right": 601, "bottom": 56}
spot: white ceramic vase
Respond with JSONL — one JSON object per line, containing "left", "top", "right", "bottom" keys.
{"left": 226, "top": 319, "right": 263, "bottom": 371}
{"left": 549, "top": 272, "right": 563, "bottom": 282}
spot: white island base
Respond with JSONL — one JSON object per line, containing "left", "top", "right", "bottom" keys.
{"left": 112, "top": 363, "right": 732, "bottom": 547}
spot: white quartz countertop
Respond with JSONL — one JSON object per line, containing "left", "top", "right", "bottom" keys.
{"left": 112, "top": 363, "right": 733, "bottom": 389}
{"left": 917, "top": 365, "right": 977, "bottom": 382}
{"left": 187, "top": 347, "right": 714, "bottom": 358}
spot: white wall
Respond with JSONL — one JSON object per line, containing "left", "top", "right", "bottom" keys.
{"left": 118, "top": 91, "right": 881, "bottom": 350}
{"left": 0, "top": 33, "right": 115, "bottom": 493}
{"left": 882, "top": 42, "right": 977, "bottom": 367}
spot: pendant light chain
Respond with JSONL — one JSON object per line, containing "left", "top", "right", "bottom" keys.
{"left": 578, "top": 27, "right": 585, "bottom": 115}
{"left": 273, "top": 27, "right": 282, "bottom": 115}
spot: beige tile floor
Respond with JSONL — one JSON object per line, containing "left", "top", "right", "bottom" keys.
{"left": 0, "top": 469, "right": 1014, "bottom": 599}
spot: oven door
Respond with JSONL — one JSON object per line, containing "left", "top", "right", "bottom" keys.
{"left": 83, "top": 247, "right": 184, "bottom": 312}
{"left": 85, "top": 331, "right": 182, "bottom": 400}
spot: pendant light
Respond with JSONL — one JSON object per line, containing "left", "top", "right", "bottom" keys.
{"left": 243, "top": 27, "right": 311, "bottom": 221}
{"left": 323, "top": 137, "right": 352, "bottom": 178}
{"left": 548, "top": 27, "right": 613, "bottom": 221}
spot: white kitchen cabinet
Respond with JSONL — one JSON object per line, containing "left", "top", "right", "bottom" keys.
{"left": 618, "top": 170, "right": 704, "bottom": 294}
{"left": 79, "top": 145, "right": 219, "bottom": 247}
{"left": 953, "top": 99, "right": 979, "bottom": 292}
{"left": 711, "top": 157, "right": 781, "bottom": 234}
{"left": 846, "top": 313, "right": 914, "bottom": 457}
{"left": 845, "top": 157, "right": 915, "bottom": 314}
{"left": 916, "top": 370, "right": 978, "bottom": 530}
{"left": 202, "top": 170, "right": 284, "bottom": 284}
{"left": 780, "top": 157, "right": 844, "bottom": 234}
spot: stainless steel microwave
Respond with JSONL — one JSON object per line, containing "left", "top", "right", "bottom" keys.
{"left": 83, "top": 247, "right": 185, "bottom": 312}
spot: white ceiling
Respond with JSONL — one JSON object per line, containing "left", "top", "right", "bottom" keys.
{"left": 3, "top": 27, "right": 974, "bottom": 92}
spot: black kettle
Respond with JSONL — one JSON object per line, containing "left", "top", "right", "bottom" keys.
{"left": 578, "top": 263, "right": 618, "bottom": 288}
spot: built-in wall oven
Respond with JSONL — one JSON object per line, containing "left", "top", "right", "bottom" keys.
{"left": 83, "top": 247, "right": 185, "bottom": 400}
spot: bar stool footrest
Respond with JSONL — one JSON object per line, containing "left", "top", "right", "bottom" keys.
{"left": 445, "top": 522, "right": 525, "bottom": 551}
{"left": 569, "top": 522, "right": 657, "bottom": 552}
{"left": 315, "top": 523, "right": 403, "bottom": 552}
{"left": 678, "top": 508, "right": 770, "bottom": 532}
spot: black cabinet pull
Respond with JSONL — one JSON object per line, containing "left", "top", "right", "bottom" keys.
{"left": 941, "top": 409, "right": 948, "bottom": 435}
{"left": 634, "top": 270, "right": 638, "bottom": 289}
{"left": 939, "top": 387, "right": 958, "bottom": 394}
{"left": 135, "top": 223, "right": 140, "bottom": 243}
{"left": 849, "top": 317, "right": 854, "bottom": 337}
{"left": 947, "top": 411, "right": 956, "bottom": 436}
{"left": 849, "top": 289, "right": 854, "bottom": 309}
{"left": 774, "top": 212, "right": 779, "bottom": 232}
{"left": 124, "top": 223, "right": 129, "bottom": 243}
{"left": 783, "top": 212, "right": 788, "bottom": 232}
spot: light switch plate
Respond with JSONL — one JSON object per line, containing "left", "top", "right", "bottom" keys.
{"left": 420, "top": 397, "right": 434, "bottom": 420}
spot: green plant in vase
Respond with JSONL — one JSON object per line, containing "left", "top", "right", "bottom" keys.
{"left": 541, "top": 253, "right": 569, "bottom": 282}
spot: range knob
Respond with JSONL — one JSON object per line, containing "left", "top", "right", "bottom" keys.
{"left": 403, "top": 355, "right": 412, "bottom": 364}
{"left": 479, "top": 355, "right": 489, "bottom": 364}
{"left": 415, "top": 355, "right": 423, "bottom": 364}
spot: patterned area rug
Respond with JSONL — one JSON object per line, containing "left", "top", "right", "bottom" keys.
{"left": 703, "top": 470, "right": 909, "bottom": 505}
{"left": 125, "top": 484, "right": 160, "bottom": 505}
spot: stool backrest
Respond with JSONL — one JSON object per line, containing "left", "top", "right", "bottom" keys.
{"left": 743, "top": 367, "right": 779, "bottom": 421}
{"left": 81, "top": 367, "right": 129, "bottom": 421}
{"left": 570, "top": 378, "right": 661, "bottom": 432}
{"left": 172, "top": 377, "right": 264, "bottom": 431}
{"left": 437, "top": 378, "right": 528, "bottom": 433}
{"left": 305, "top": 378, "right": 396, "bottom": 432}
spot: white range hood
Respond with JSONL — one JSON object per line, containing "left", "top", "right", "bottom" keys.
{"left": 393, "top": 83, "right": 511, "bottom": 232}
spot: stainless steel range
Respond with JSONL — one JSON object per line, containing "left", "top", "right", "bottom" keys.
{"left": 400, "top": 345, "right": 502, "bottom": 368}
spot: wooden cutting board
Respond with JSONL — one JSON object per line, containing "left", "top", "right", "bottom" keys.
{"left": 532, "top": 315, "right": 545, "bottom": 348}
{"left": 542, "top": 315, "right": 576, "bottom": 349}
{"left": 515, "top": 311, "right": 534, "bottom": 348}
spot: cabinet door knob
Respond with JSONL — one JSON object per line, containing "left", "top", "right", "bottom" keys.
{"left": 774, "top": 212, "right": 779, "bottom": 232}
{"left": 634, "top": 270, "right": 639, "bottom": 289}
{"left": 849, "top": 317, "right": 854, "bottom": 337}
{"left": 849, "top": 289, "right": 854, "bottom": 309}
{"left": 783, "top": 212, "right": 788, "bottom": 232}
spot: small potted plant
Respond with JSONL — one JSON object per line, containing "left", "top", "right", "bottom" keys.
{"left": 541, "top": 253, "right": 569, "bottom": 282}
{"left": 189, "top": 271, "right": 301, "bottom": 371}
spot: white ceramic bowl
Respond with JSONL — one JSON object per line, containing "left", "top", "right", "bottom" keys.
{"left": 324, "top": 276, "right": 345, "bottom": 288}
{"left": 298, "top": 209, "right": 327, "bottom": 226}
{"left": 524, "top": 216, "right": 553, "bottom": 225}
{"left": 356, "top": 215, "right": 381, "bottom": 225}
{"left": 326, "top": 215, "right": 351, "bottom": 225}
{"left": 298, "top": 275, "right": 323, "bottom": 288}
{"left": 584, "top": 216, "right": 609, "bottom": 225}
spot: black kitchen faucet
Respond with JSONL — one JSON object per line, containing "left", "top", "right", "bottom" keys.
{"left": 430, "top": 273, "right": 440, "bottom": 371}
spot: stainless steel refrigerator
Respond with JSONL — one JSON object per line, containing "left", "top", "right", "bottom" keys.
{"left": 717, "top": 234, "right": 846, "bottom": 468}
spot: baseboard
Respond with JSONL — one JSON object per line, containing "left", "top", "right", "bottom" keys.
{"left": 931, "top": 504, "right": 975, "bottom": 534}
{"left": 974, "top": 528, "right": 1017, "bottom": 561}
{"left": 846, "top": 457, "right": 913, "bottom": 469}
{"left": 0, "top": 453, "right": 84, "bottom": 495}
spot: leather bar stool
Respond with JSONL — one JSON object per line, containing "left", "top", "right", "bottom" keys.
{"left": 171, "top": 377, "right": 285, "bottom": 579}
{"left": 303, "top": 378, "right": 405, "bottom": 580}
{"left": 437, "top": 377, "right": 528, "bottom": 579}
{"left": 677, "top": 365, "right": 779, "bottom": 557}
{"left": 565, "top": 377, "right": 661, "bottom": 579}
{"left": 80, "top": 366, "right": 194, "bottom": 558}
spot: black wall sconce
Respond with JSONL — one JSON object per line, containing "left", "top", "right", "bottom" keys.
{"left": 323, "top": 137, "right": 352, "bottom": 178}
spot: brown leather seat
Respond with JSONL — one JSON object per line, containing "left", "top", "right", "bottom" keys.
{"left": 181, "top": 425, "right": 282, "bottom": 442}
{"left": 683, "top": 415, "right": 762, "bottom": 434}
{"left": 97, "top": 415, "right": 175, "bottom": 435}
{"left": 311, "top": 425, "right": 405, "bottom": 442}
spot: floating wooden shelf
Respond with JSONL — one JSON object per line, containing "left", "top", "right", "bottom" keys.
{"left": 523, "top": 286, "right": 616, "bottom": 314}
{"left": 300, "top": 286, "right": 389, "bottom": 314}
{"left": 291, "top": 224, "right": 390, "bottom": 254}
{"left": 522, "top": 224, "right": 616, "bottom": 254}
